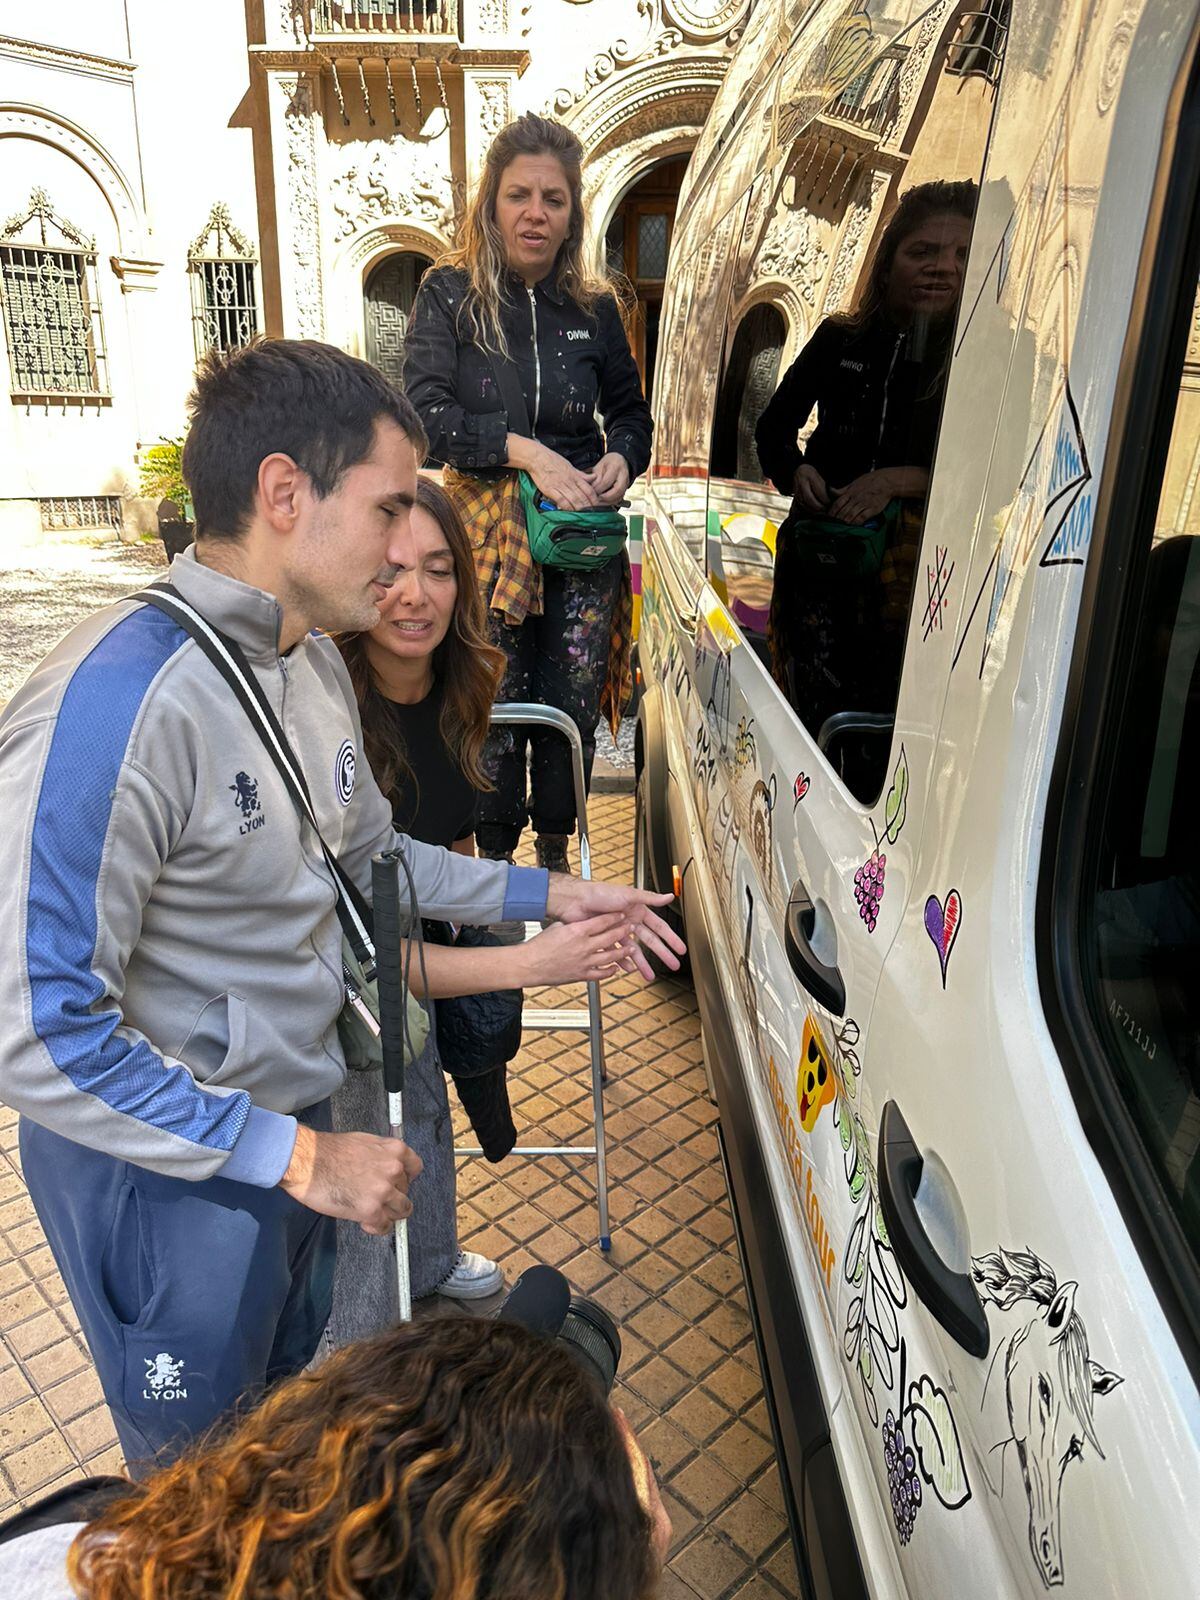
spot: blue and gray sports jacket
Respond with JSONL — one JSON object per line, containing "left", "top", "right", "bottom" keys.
{"left": 0, "top": 552, "right": 548, "bottom": 1188}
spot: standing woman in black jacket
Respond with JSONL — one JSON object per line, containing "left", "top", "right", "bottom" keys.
{"left": 404, "top": 113, "right": 652, "bottom": 873}
{"left": 755, "top": 180, "right": 976, "bottom": 738}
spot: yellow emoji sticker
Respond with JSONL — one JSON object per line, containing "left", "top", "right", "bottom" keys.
{"left": 797, "top": 1015, "right": 835, "bottom": 1133}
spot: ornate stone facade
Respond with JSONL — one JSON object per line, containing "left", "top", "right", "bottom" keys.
{"left": 0, "top": 0, "right": 743, "bottom": 536}
{"left": 757, "top": 204, "right": 830, "bottom": 310}
{"left": 823, "top": 169, "right": 889, "bottom": 316}
{"left": 280, "top": 76, "right": 325, "bottom": 339}
{"left": 329, "top": 143, "right": 458, "bottom": 242}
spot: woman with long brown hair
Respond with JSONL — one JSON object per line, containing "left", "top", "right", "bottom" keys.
{"left": 404, "top": 113, "right": 653, "bottom": 874}
{"left": 756, "top": 179, "right": 977, "bottom": 749}
{"left": 329, "top": 476, "right": 626, "bottom": 1317}
{"left": 1, "top": 1316, "right": 669, "bottom": 1599}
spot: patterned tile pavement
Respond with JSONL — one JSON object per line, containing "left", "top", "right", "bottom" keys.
{"left": 0, "top": 541, "right": 799, "bottom": 1594}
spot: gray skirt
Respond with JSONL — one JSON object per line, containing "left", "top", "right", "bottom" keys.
{"left": 324, "top": 1029, "right": 459, "bottom": 1347}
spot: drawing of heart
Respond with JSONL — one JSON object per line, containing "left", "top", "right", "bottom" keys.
{"left": 924, "top": 890, "right": 962, "bottom": 988}
{"left": 793, "top": 772, "right": 810, "bottom": 806}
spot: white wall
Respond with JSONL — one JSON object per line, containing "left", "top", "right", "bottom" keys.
{"left": 0, "top": 2, "right": 259, "bottom": 538}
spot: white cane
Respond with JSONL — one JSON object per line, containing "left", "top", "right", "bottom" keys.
{"left": 371, "top": 849, "right": 412, "bottom": 1323}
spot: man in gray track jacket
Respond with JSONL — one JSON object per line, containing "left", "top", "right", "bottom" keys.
{"left": 0, "top": 339, "right": 682, "bottom": 1469}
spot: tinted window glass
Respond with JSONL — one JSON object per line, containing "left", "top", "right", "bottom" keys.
{"left": 704, "top": 15, "right": 1007, "bottom": 800}
{"left": 1086, "top": 279, "right": 1200, "bottom": 1251}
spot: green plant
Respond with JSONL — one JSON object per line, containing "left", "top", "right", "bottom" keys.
{"left": 139, "top": 436, "right": 192, "bottom": 521}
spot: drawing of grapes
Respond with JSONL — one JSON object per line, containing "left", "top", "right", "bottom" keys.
{"left": 826, "top": 1020, "right": 973, "bottom": 1548}
{"left": 853, "top": 745, "right": 908, "bottom": 934}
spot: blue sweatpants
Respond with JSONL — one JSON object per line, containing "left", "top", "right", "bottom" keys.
{"left": 20, "top": 1103, "right": 335, "bottom": 1475}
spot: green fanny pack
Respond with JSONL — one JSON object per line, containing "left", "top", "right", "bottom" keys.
{"left": 517, "top": 470, "right": 628, "bottom": 570}
{"left": 781, "top": 498, "right": 901, "bottom": 582}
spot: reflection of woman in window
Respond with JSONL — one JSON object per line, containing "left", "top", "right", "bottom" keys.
{"left": 756, "top": 180, "right": 976, "bottom": 738}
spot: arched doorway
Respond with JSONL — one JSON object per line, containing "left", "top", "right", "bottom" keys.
{"left": 363, "top": 251, "right": 431, "bottom": 386}
{"left": 603, "top": 158, "right": 688, "bottom": 404}
{"left": 710, "top": 302, "right": 788, "bottom": 482}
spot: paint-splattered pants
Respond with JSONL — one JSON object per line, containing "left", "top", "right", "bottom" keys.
{"left": 478, "top": 560, "right": 623, "bottom": 852}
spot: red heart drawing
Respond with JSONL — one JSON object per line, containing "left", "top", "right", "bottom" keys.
{"left": 793, "top": 772, "right": 810, "bottom": 806}
{"left": 923, "top": 889, "right": 963, "bottom": 987}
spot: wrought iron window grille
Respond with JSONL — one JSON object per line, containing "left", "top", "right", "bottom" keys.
{"left": 188, "top": 204, "right": 260, "bottom": 359}
{"left": 944, "top": 2, "right": 1011, "bottom": 88}
{"left": 38, "top": 495, "right": 124, "bottom": 535}
{"left": 0, "top": 188, "right": 109, "bottom": 402}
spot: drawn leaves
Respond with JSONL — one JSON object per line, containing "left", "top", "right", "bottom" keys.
{"left": 905, "top": 1376, "right": 972, "bottom": 1509}
{"left": 883, "top": 745, "right": 909, "bottom": 845}
{"left": 842, "top": 1197, "right": 906, "bottom": 1428}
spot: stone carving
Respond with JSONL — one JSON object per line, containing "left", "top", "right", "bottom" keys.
{"left": 757, "top": 203, "right": 830, "bottom": 309}
{"left": 477, "top": 79, "right": 511, "bottom": 140}
{"left": 577, "top": 61, "right": 725, "bottom": 158}
{"left": 477, "top": 0, "right": 509, "bottom": 28}
{"left": 1097, "top": 1, "right": 1139, "bottom": 115}
{"left": 822, "top": 169, "right": 888, "bottom": 316}
{"left": 663, "top": 0, "right": 750, "bottom": 43}
{"left": 278, "top": 0, "right": 307, "bottom": 45}
{"left": 330, "top": 142, "right": 459, "bottom": 241}
{"left": 886, "top": 0, "right": 954, "bottom": 143}
{"left": 551, "top": 0, "right": 737, "bottom": 114}
{"left": 280, "top": 77, "right": 325, "bottom": 338}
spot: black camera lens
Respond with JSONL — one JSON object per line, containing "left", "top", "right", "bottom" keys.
{"left": 559, "top": 1295, "right": 621, "bottom": 1397}
{"left": 495, "top": 1265, "right": 622, "bottom": 1396}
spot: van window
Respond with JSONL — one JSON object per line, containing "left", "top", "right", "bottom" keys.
{"left": 706, "top": 14, "right": 1008, "bottom": 800}
{"left": 1085, "top": 276, "right": 1200, "bottom": 1258}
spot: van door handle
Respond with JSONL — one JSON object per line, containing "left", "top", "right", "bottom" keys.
{"left": 785, "top": 879, "right": 845, "bottom": 1015}
{"left": 877, "top": 1102, "right": 989, "bottom": 1358}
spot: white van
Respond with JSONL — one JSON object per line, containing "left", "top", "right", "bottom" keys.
{"left": 634, "top": 1, "right": 1200, "bottom": 1594}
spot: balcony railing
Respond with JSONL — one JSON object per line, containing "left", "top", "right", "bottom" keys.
{"left": 310, "top": 0, "right": 458, "bottom": 36}
{"left": 828, "top": 45, "right": 906, "bottom": 139}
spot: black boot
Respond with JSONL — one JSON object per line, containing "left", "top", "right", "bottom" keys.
{"left": 535, "top": 833, "right": 571, "bottom": 874}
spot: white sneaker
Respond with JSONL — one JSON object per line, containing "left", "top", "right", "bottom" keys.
{"left": 436, "top": 1250, "right": 505, "bottom": 1301}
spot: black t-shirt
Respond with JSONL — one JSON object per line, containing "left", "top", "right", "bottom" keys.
{"left": 385, "top": 680, "right": 477, "bottom": 849}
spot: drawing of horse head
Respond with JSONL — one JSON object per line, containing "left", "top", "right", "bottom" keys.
{"left": 972, "top": 1249, "right": 1123, "bottom": 1589}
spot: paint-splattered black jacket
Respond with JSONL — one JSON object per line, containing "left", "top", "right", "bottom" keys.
{"left": 403, "top": 265, "right": 653, "bottom": 479}
{"left": 755, "top": 314, "right": 952, "bottom": 495}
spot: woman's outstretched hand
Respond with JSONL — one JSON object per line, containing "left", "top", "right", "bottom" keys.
{"left": 517, "top": 913, "right": 635, "bottom": 986}
{"left": 545, "top": 877, "right": 686, "bottom": 981}
{"left": 586, "top": 452, "right": 632, "bottom": 506}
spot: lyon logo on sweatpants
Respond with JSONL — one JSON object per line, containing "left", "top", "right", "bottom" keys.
{"left": 143, "top": 1353, "right": 187, "bottom": 1401}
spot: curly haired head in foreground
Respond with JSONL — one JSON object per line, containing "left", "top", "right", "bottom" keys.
{"left": 68, "top": 1316, "right": 658, "bottom": 1600}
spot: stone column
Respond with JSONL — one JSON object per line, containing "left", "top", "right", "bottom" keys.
{"left": 460, "top": 0, "right": 525, "bottom": 189}
{"left": 264, "top": 71, "right": 327, "bottom": 339}
{"left": 461, "top": 70, "right": 520, "bottom": 191}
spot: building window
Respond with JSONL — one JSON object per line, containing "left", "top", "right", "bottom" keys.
{"left": 945, "top": 1, "right": 1011, "bottom": 87}
{"left": 0, "top": 189, "right": 108, "bottom": 399}
{"left": 189, "top": 204, "right": 260, "bottom": 359}
{"left": 38, "top": 495, "right": 123, "bottom": 534}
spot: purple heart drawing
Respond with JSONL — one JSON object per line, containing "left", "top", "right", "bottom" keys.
{"left": 924, "top": 890, "right": 962, "bottom": 988}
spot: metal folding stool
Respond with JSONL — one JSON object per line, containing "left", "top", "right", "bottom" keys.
{"left": 454, "top": 702, "right": 612, "bottom": 1251}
